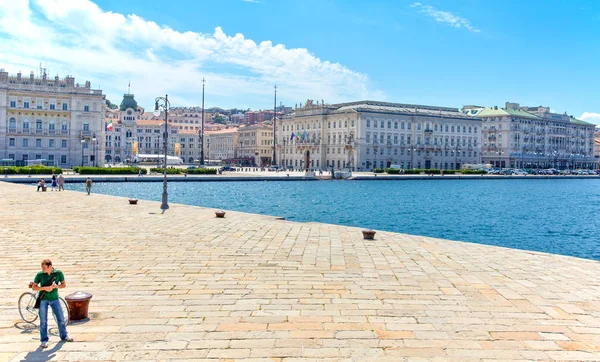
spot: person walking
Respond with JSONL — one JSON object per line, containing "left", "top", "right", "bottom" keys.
{"left": 85, "top": 177, "right": 92, "bottom": 195}
{"left": 57, "top": 174, "right": 65, "bottom": 191}
{"left": 51, "top": 174, "right": 57, "bottom": 191}
{"left": 31, "top": 259, "right": 73, "bottom": 348}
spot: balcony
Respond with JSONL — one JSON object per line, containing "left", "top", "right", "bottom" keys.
{"left": 22, "top": 128, "right": 31, "bottom": 134}
{"left": 61, "top": 130, "right": 69, "bottom": 135}
{"left": 8, "top": 128, "right": 17, "bottom": 134}
{"left": 80, "top": 130, "right": 92, "bottom": 137}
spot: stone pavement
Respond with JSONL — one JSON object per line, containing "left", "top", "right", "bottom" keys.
{"left": 0, "top": 182, "right": 599, "bottom": 362}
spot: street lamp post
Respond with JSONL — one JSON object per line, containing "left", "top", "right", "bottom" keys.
{"left": 199, "top": 78, "right": 206, "bottom": 166}
{"left": 154, "top": 94, "right": 171, "bottom": 211}
{"left": 272, "top": 85, "right": 277, "bottom": 167}
{"left": 92, "top": 134, "right": 97, "bottom": 167}
{"left": 207, "top": 138, "right": 210, "bottom": 164}
{"left": 81, "top": 139, "right": 85, "bottom": 167}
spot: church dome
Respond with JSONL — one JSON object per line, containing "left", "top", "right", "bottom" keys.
{"left": 119, "top": 94, "right": 138, "bottom": 111}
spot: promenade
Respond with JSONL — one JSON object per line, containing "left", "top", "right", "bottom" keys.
{"left": 0, "top": 181, "right": 599, "bottom": 361}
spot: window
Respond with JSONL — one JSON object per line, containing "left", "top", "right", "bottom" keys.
{"left": 394, "top": 122, "right": 398, "bottom": 129}
{"left": 84, "top": 105, "right": 90, "bottom": 112}
{"left": 61, "top": 155, "right": 67, "bottom": 164}
{"left": 37, "top": 99, "right": 42, "bottom": 109}
{"left": 23, "top": 120, "right": 30, "bottom": 130}
{"left": 50, "top": 103, "right": 55, "bottom": 110}
{"left": 366, "top": 120, "right": 370, "bottom": 127}
{"left": 36, "top": 139, "right": 42, "bottom": 148}
{"left": 83, "top": 123, "right": 90, "bottom": 131}
{"left": 49, "top": 139, "right": 55, "bottom": 148}
{"left": 388, "top": 121, "right": 391, "bottom": 128}
{"left": 61, "top": 140, "right": 67, "bottom": 148}
{"left": 24, "top": 101, "right": 30, "bottom": 108}
{"left": 381, "top": 120, "right": 384, "bottom": 128}
{"left": 8, "top": 154, "right": 14, "bottom": 160}
{"left": 23, "top": 139, "right": 29, "bottom": 147}
{"left": 9, "top": 118, "right": 16, "bottom": 130}
{"left": 10, "top": 100, "right": 16, "bottom": 107}
{"left": 62, "top": 103, "right": 68, "bottom": 111}
{"left": 9, "top": 138, "right": 15, "bottom": 147}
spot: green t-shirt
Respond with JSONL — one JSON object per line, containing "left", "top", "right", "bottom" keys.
{"left": 33, "top": 269, "right": 65, "bottom": 300}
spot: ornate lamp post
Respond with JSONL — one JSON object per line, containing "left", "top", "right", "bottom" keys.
{"left": 92, "top": 134, "right": 97, "bottom": 167}
{"left": 154, "top": 94, "right": 170, "bottom": 211}
{"left": 80, "top": 139, "right": 85, "bottom": 167}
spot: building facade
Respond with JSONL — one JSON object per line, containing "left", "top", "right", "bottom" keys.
{"left": 278, "top": 100, "right": 482, "bottom": 171}
{"left": 104, "top": 94, "right": 201, "bottom": 164}
{"left": 464, "top": 102, "right": 597, "bottom": 169}
{"left": 205, "top": 128, "right": 238, "bottom": 163}
{"left": 237, "top": 123, "right": 273, "bottom": 166}
{"left": 0, "top": 70, "right": 105, "bottom": 168}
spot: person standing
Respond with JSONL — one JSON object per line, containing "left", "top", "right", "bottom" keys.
{"left": 57, "top": 174, "right": 65, "bottom": 191}
{"left": 32, "top": 259, "right": 73, "bottom": 348}
{"left": 51, "top": 174, "right": 57, "bottom": 191}
{"left": 85, "top": 177, "right": 92, "bottom": 195}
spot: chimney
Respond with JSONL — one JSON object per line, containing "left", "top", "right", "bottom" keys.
{"left": 30, "top": 71, "right": 34, "bottom": 82}
{"left": 0, "top": 70, "right": 8, "bottom": 83}
{"left": 55, "top": 75, "right": 59, "bottom": 85}
{"left": 17, "top": 71, "right": 21, "bottom": 80}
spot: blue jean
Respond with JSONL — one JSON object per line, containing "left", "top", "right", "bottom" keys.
{"left": 39, "top": 299, "right": 68, "bottom": 342}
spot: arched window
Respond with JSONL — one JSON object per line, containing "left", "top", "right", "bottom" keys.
{"left": 9, "top": 117, "right": 16, "bottom": 130}
{"left": 36, "top": 119, "right": 43, "bottom": 133}
{"left": 126, "top": 130, "right": 132, "bottom": 138}
{"left": 23, "top": 119, "right": 30, "bottom": 130}
{"left": 48, "top": 120, "right": 55, "bottom": 134}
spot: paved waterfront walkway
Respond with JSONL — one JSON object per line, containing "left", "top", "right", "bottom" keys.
{"left": 0, "top": 182, "right": 599, "bottom": 361}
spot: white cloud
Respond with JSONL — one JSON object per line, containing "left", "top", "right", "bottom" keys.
{"left": 0, "top": 0, "right": 380, "bottom": 109}
{"left": 410, "top": 2, "right": 480, "bottom": 33}
{"left": 580, "top": 112, "right": 600, "bottom": 125}
{"left": 242, "top": 0, "right": 259, "bottom": 3}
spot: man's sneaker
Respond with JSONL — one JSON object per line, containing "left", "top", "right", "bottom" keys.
{"left": 61, "top": 337, "right": 74, "bottom": 342}
{"left": 40, "top": 342, "right": 48, "bottom": 348}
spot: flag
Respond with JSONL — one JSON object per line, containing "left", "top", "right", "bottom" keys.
{"left": 290, "top": 132, "right": 295, "bottom": 140}
{"left": 175, "top": 143, "right": 181, "bottom": 156}
{"left": 132, "top": 141, "right": 138, "bottom": 155}
{"left": 297, "top": 131, "right": 301, "bottom": 140}
{"left": 107, "top": 119, "right": 113, "bottom": 131}
{"left": 304, "top": 131, "right": 308, "bottom": 141}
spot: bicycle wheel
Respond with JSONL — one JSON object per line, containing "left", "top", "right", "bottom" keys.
{"left": 59, "top": 297, "right": 70, "bottom": 326}
{"left": 49, "top": 297, "right": 70, "bottom": 328}
{"left": 18, "top": 292, "right": 38, "bottom": 323}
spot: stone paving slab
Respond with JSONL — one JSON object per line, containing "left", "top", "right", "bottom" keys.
{"left": 0, "top": 181, "right": 599, "bottom": 361}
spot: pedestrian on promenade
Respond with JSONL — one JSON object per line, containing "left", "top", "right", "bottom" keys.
{"left": 85, "top": 177, "right": 92, "bottom": 195}
{"left": 138, "top": 167, "right": 142, "bottom": 177}
{"left": 57, "top": 174, "right": 65, "bottom": 191}
{"left": 31, "top": 259, "right": 73, "bottom": 348}
{"left": 51, "top": 174, "right": 57, "bottom": 191}
{"left": 37, "top": 178, "right": 45, "bottom": 192}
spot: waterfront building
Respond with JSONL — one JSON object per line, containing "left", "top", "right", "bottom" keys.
{"left": 204, "top": 128, "right": 238, "bottom": 163}
{"left": 104, "top": 93, "right": 201, "bottom": 164}
{"left": 0, "top": 70, "right": 105, "bottom": 167}
{"left": 237, "top": 123, "right": 273, "bottom": 166}
{"left": 278, "top": 100, "right": 481, "bottom": 171}
{"left": 464, "top": 102, "right": 597, "bottom": 169}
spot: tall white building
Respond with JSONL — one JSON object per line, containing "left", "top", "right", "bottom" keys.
{"left": 464, "top": 102, "right": 597, "bottom": 169}
{"left": 278, "top": 100, "right": 482, "bottom": 171}
{"left": 0, "top": 70, "right": 105, "bottom": 168}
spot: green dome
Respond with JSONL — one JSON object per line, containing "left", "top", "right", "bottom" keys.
{"left": 119, "top": 94, "right": 138, "bottom": 111}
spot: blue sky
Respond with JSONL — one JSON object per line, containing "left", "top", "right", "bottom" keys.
{"left": 0, "top": 0, "right": 598, "bottom": 123}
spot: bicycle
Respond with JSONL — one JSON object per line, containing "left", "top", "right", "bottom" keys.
{"left": 18, "top": 283, "right": 70, "bottom": 326}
